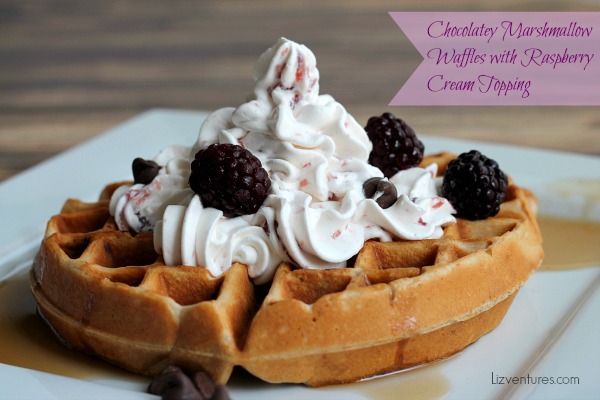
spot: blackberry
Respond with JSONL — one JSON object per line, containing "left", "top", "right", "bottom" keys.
{"left": 441, "top": 150, "right": 508, "bottom": 220}
{"left": 189, "top": 143, "right": 271, "bottom": 218}
{"left": 365, "top": 112, "right": 424, "bottom": 178}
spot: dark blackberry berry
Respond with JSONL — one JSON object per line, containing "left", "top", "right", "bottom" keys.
{"left": 189, "top": 143, "right": 271, "bottom": 218}
{"left": 365, "top": 112, "right": 424, "bottom": 178}
{"left": 441, "top": 150, "right": 508, "bottom": 220}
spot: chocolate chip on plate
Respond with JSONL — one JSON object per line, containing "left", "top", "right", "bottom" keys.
{"left": 148, "top": 366, "right": 231, "bottom": 400}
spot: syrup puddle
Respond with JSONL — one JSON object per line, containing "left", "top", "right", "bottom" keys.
{"left": 345, "top": 371, "right": 450, "bottom": 400}
{"left": 537, "top": 215, "right": 600, "bottom": 271}
{"left": 0, "top": 273, "right": 148, "bottom": 384}
{"left": 2, "top": 272, "right": 451, "bottom": 399}
{"left": 316, "top": 363, "right": 451, "bottom": 400}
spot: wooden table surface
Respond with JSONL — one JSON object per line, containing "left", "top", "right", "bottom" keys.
{"left": 2, "top": 0, "right": 599, "bottom": 183}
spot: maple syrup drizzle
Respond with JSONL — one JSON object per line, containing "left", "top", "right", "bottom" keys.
{"left": 537, "top": 216, "right": 600, "bottom": 271}
{"left": 316, "top": 363, "right": 451, "bottom": 400}
{"left": 0, "top": 274, "right": 148, "bottom": 383}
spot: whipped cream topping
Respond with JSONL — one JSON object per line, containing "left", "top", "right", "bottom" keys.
{"left": 111, "top": 38, "right": 456, "bottom": 283}
{"left": 110, "top": 145, "right": 193, "bottom": 233}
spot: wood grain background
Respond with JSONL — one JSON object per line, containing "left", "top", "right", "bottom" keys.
{"left": 2, "top": 0, "right": 599, "bottom": 182}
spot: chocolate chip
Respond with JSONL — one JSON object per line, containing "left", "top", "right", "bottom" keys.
{"left": 132, "top": 158, "right": 161, "bottom": 184}
{"left": 148, "top": 366, "right": 231, "bottom": 400}
{"left": 210, "top": 386, "right": 230, "bottom": 400}
{"left": 148, "top": 366, "right": 200, "bottom": 400}
{"left": 363, "top": 177, "right": 398, "bottom": 209}
{"left": 192, "top": 371, "right": 230, "bottom": 400}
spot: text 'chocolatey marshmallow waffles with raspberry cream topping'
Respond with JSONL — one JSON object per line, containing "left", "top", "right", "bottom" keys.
{"left": 31, "top": 38, "right": 543, "bottom": 392}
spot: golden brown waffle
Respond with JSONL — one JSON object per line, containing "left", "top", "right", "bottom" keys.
{"left": 30, "top": 152, "right": 543, "bottom": 387}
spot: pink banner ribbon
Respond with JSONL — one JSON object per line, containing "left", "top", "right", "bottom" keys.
{"left": 389, "top": 12, "right": 600, "bottom": 105}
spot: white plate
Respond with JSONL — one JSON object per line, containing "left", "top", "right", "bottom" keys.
{"left": 0, "top": 109, "right": 598, "bottom": 400}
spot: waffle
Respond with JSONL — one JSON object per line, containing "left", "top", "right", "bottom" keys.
{"left": 30, "top": 152, "right": 543, "bottom": 387}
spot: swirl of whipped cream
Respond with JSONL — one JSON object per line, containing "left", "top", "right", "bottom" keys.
{"left": 110, "top": 145, "right": 193, "bottom": 232}
{"left": 149, "top": 37, "right": 456, "bottom": 281}
{"left": 250, "top": 163, "right": 455, "bottom": 271}
{"left": 154, "top": 196, "right": 286, "bottom": 284}
{"left": 114, "top": 37, "right": 456, "bottom": 283}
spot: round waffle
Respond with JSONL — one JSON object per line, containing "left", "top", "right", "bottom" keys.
{"left": 30, "top": 152, "right": 543, "bottom": 387}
